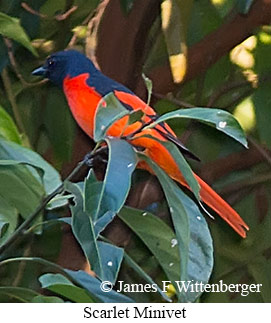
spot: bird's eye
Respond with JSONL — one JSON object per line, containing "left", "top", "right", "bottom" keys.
{"left": 48, "top": 59, "right": 55, "bottom": 67}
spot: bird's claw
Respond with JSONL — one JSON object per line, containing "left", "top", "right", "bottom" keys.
{"left": 83, "top": 152, "right": 94, "bottom": 167}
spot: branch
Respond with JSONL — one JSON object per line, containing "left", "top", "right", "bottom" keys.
{"left": 84, "top": 0, "right": 110, "bottom": 68}
{"left": 21, "top": 2, "right": 78, "bottom": 21}
{"left": 0, "top": 182, "right": 64, "bottom": 256}
{"left": 3, "top": 38, "right": 48, "bottom": 88}
{"left": 207, "top": 80, "right": 252, "bottom": 107}
{"left": 219, "top": 172, "right": 271, "bottom": 195}
{"left": 223, "top": 88, "right": 253, "bottom": 110}
{"left": 56, "top": 6, "right": 78, "bottom": 21}
{"left": 1, "top": 68, "right": 27, "bottom": 135}
{"left": 136, "top": 0, "right": 271, "bottom": 96}
{"left": 198, "top": 145, "right": 271, "bottom": 184}
{"left": 248, "top": 136, "right": 271, "bottom": 166}
{"left": 0, "top": 147, "right": 104, "bottom": 256}
{"left": 153, "top": 92, "right": 195, "bottom": 108}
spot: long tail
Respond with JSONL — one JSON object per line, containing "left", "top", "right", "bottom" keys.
{"left": 131, "top": 132, "right": 249, "bottom": 238}
{"left": 193, "top": 174, "right": 249, "bottom": 238}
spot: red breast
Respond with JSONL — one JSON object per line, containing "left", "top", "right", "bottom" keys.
{"left": 63, "top": 73, "right": 102, "bottom": 138}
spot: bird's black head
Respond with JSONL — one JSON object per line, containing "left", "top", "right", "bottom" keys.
{"left": 32, "top": 50, "right": 98, "bottom": 87}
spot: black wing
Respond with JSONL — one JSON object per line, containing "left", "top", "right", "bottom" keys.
{"left": 154, "top": 123, "right": 201, "bottom": 162}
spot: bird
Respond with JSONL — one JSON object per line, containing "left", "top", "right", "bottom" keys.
{"left": 32, "top": 49, "right": 249, "bottom": 238}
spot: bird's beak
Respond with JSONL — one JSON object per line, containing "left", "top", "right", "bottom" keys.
{"left": 32, "top": 66, "right": 47, "bottom": 77}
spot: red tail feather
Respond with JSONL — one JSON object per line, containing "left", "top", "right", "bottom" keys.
{"left": 194, "top": 174, "right": 249, "bottom": 238}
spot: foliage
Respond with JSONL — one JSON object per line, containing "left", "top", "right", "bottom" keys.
{"left": 0, "top": 0, "right": 270, "bottom": 304}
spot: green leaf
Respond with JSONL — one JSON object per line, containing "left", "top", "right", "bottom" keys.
{"left": 84, "top": 169, "right": 104, "bottom": 221}
{"left": 0, "top": 221, "right": 8, "bottom": 238}
{"left": 0, "top": 163, "right": 45, "bottom": 220}
{"left": 0, "top": 138, "right": 62, "bottom": 194}
{"left": 84, "top": 138, "right": 137, "bottom": 221}
{"left": 65, "top": 269, "right": 133, "bottom": 303}
{"left": 44, "top": 87, "right": 76, "bottom": 164}
{"left": 31, "top": 295, "right": 64, "bottom": 303}
{"left": 0, "top": 196, "right": 18, "bottom": 243}
{"left": 0, "top": 106, "right": 21, "bottom": 144}
{"left": 66, "top": 181, "right": 102, "bottom": 279}
{"left": 140, "top": 134, "right": 200, "bottom": 199}
{"left": 118, "top": 207, "right": 181, "bottom": 298}
{"left": 39, "top": 273, "right": 95, "bottom": 303}
{"left": 0, "top": 256, "right": 133, "bottom": 302}
{"left": 67, "top": 181, "right": 124, "bottom": 283}
{"left": 174, "top": 186, "right": 213, "bottom": 302}
{"left": 0, "top": 12, "right": 38, "bottom": 56}
{"left": 142, "top": 73, "right": 153, "bottom": 106}
{"left": 120, "top": 170, "right": 213, "bottom": 303}
{"left": 150, "top": 162, "right": 213, "bottom": 301}
{"left": 45, "top": 194, "right": 71, "bottom": 210}
{"left": 128, "top": 110, "right": 144, "bottom": 125}
{"left": 236, "top": 0, "right": 254, "bottom": 14}
{"left": 97, "top": 138, "right": 137, "bottom": 218}
{"left": 94, "top": 93, "right": 130, "bottom": 142}
{"left": 123, "top": 251, "right": 171, "bottom": 302}
{"left": 94, "top": 211, "right": 115, "bottom": 237}
{"left": 188, "top": 0, "right": 221, "bottom": 45}
{"left": 84, "top": 172, "right": 116, "bottom": 234}
{"left": 139, "top": 154, "right": 190, "bottom": 281}
{"left": 0, "top": 286, "right": 39, "bottom": 302}
{"left": 97, "top": 241, "right": 124, "bottom": 285}
{"left": 25, "top": 217, "right": 72, "bottom": 235}
{"left": 0, "top": 256, "right": 63, "bottom": 270}
{"left": 146, "top": 108, "right": 248, "bottom": 147}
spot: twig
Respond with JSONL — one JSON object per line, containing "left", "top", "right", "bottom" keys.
{"left": 248, "top": 136, "right": 271, "bottom": 167}
{"left": 0, "top": 152, "right": 94, "bottom": 256}
{"left": 85, "top": 0, "right": 110, "bottom": 68}
{"left": 0, "top": 257, "right": 88, "bottom": 289}
{"left": 179, "top": 122, "right": 197, "bottom": 144}
{"left": 3, "top": 38, "right": 48, "bottom": 88}
{"left": 21, "top": 2, "right": 78, "bottom": 21}
{"left": 207, "top": 80, "right": 252, "bottom": 107}
{"left": 12, "top": 243, "right": 32, "bottom": 287}
{"left": 123, "top": 116, "right": 159, "bottom": 140}
{"left": 68, "top": 0, "right": 109, "bottom": 52}
{"left": 218, "top": 172, "right": 271, "bottom": 195}
{"left": 56, "top": 6, "right": 78, "bottom": 21}
{"left": 0, "top": 142, "right": 108, "bottom": 256}
{"left": 0, "top": 184, "right": 64, "bottom": 256}
{"left": 4, "top": 38, "right": 29, "bottom": 87}
{"left": 153, "top": 92, "right": 194, "bottom": 108}
{"left": 67, "top": 10, "right": 95, "bottom": 48}
{"left": 1, "top": 68, "right": 27, "bottom": 135}
{"left": 223, "top": 88, "right": 253, "bottom": 110}
{"left": 87, "top": 0, "right": 109, "bottom": 38}
{"left": 21, "top": 2, "right": 47, "bottom": 18}
{"left": 152, "top": 93, "right": 195, "bottom": 145}
{"left": 207, "top": 74, "right": 271, "bottom": 108}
